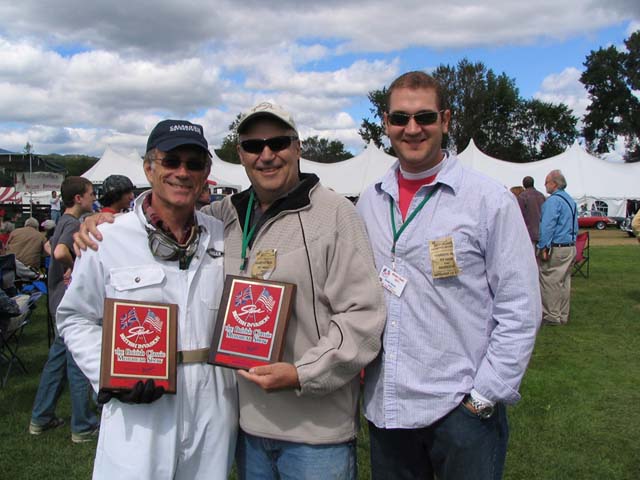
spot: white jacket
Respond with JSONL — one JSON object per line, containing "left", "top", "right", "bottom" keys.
{"left": 57, "top": 191, "right": 238, "bottom": 480}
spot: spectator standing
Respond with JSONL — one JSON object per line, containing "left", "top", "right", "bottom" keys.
{"left": 29, "top": 177, "right": 99, "bottom": 443}
{"left": 631, "top": 210, "right": 640, "bottom": 242}
{"left": 356, "top": 71, "right": 541, "bottom": 480}
{"left": 98, "top": 175, "right": 135, "bottom": 214}
{"left": 537, "top": 169, "right": 578, "bottom": 325}
{"left": 50, "top": 191, "right": 61, "bottom": 223}
{"left": 518, "top": 176, "right": 546, "bottom": 246}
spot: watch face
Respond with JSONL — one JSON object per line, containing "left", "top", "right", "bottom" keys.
{"left": 477, "top": 405, "right": 494, "bottom": 419}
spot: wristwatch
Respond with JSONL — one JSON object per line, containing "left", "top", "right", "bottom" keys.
{"left": 463, "top": 394, "right": 495, "bottom": 419}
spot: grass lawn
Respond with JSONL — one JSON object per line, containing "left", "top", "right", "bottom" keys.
{"left": 0, "top": 242, "right": 638, "bottom": 479}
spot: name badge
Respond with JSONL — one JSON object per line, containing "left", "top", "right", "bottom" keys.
{"left": 379, "top": 265, "right": 407, "bottom": 297}
{"left": 251, "top": 249, "right": 277, "bottom": 279}
{"left": 429, "top": 237, "right": 460, "bottom": 279}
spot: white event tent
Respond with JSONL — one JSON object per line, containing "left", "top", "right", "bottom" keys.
{"left": 86, "top": 147, "right": 236, "bottom": 191}
{"left": 300, "top": 146, "right": 396, "bottom": 197}
{"left": 82, "top": 146, "right": 149, "bottom": 187}
{"left": 458, "top": 140, "right": 640, "bottom": 217}
{"left": 209, "top": 145, "right": 397, "bottom": 196}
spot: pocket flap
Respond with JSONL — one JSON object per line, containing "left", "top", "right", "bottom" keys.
{"left": 109, "top": 266, "right": 165, "bottom": 291}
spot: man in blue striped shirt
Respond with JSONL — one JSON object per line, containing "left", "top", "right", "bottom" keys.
{"left": 357, "top": 71, "right": 541, "bottom": 480}
{"left": 537, "top": 169, "right": 578, "bottom": 325}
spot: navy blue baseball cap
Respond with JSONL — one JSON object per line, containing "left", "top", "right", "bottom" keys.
{"left": 146, "top": 119, "right": 211, "bottom": 155}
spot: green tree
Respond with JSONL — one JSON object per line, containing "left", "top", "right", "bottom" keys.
{"left": 23, "top": 142, "right": 33, "bottom": 155}
{"left": 215, "top": 114, "right": 243, "bottom": 164}
{"left": 518, "top": 100, "right": 579, "bottom": 159}
{"left": 580, "top": 30, "right": 640, "bottom": 161}
{"left": 358, "top": 88, "right": 390, "bottom": 152}
{"left": 433, "top": 59, "right": 490, "bottom": 153}
{"left": 48, "top": 154, "right": 98, "bottom": 176}
{"left": 301, "top": 136, "right": 353, "bottom": 163}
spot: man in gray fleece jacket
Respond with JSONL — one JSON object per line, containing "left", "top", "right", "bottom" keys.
{"left": 210, "top": 102, "right": 386, "bottom": 479}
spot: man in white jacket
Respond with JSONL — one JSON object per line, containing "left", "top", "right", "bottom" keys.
{"left": 57, "top": 120, "right": 238, "bottom": 480}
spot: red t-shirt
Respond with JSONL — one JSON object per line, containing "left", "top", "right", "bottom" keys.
{"left": 397, "top": 172, "right": 437, "bottom": 220}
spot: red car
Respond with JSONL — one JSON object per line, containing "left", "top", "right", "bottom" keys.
{"left": 578, "top": 211, "right": 617, "bottom": 230}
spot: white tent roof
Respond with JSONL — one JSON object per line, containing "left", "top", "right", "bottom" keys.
{"left": 209, "top": 145, "right": 397, "bottom": 197}
{"left": 210, "top": 153, "right": 250, "bottom": 191}
{"left": 458, "top": 140, "right": 640, "bottom": 217}
{"left": 82, "top": 146, "right": 149, "bottom": 187}
{"left": 300, "top": 146, "right": 396, "bottom": 196}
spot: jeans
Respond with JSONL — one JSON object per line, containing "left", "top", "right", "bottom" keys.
{"left": 31, "top": 335, "right": 98, "bottom": 433}
{"left": 236, "top": 430, "right": 356, "bottom": 480}
{"left": 369, "top": 402, "right": 508, "bottom": 480}
{"left": 51, "top": 210, "right": 61, "bottom": 224}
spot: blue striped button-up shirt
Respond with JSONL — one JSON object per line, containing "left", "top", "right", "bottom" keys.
{"left": 357, "top": 153, "right": 541, "bottom": 429}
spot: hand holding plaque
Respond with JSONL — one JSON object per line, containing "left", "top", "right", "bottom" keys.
{"left": 100, "top": 299, "right": 177, "bottom": 394}
{"left": 208, "top": 276, "right": 295, "bottom": 370}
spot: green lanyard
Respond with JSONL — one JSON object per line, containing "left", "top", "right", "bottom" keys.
{"left": 240, "top": 190, "right": 258, "bottom": 271}
{"left": 389, "top": 185, "right": 438, "bottom": 268}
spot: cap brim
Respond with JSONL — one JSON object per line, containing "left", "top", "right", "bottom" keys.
{"left": 154, "top": 137, "right": 211, "bottom": 156}
{"left": 237, "top": 112, "right": 297, "bottom": 135}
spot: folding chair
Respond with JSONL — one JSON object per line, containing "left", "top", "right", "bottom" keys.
{"left": 0, "top": 253, "right": 42, "bottom": 386}
{"left": 0, "top": 253, "right": 18, "bottom": 297}
{"left": 0, "top": 294, "right": 31, "bottom": 387}
{"left": 572, "top": 231, "right": 590, "bottom": 278}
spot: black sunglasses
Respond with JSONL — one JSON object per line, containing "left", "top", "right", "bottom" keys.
{"left": 387, "top": 110, "right": 443, "bottom": 127}
{"left": 240, "top": 135, "right": 298, "bottom": 154}
{"left": 158, "top": 155, "right": 208, "bottom": 171}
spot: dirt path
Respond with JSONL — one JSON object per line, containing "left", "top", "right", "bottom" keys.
{"left": 582, "top": 228, "right": 638, "bottom": 246}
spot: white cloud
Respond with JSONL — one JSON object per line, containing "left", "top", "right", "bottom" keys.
{"left": 535, "top": 67, "right": 590, "bottom": 122}
{"left": 0, "top": 1, "right": 637, "bottom": 157}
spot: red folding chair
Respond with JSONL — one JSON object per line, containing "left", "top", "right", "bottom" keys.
{"left": 572, "top": 231, "right": 590, "bottom": 278}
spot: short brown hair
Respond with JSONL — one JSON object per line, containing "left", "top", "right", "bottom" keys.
{"left": 386, "top": 71, "right": 446, "bottom": 111}
{"left": 61, "top": 176, "right": 93, "bottom": 208}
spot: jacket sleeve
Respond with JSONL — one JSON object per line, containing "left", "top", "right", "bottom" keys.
{"left": 473, "top": 190, "right": 541, "bottom": 404}
{"left": 56, "top": 247, "right": 106, "bottom": 393}
{"left": 295, "top": 201, "right": 386, "bottom": 396}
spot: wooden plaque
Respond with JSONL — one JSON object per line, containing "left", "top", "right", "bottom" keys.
{"left": 100, "top": 298, "right": 177, "bottom": 393}
{"left": 208, "top": 275, "right": 295, "bottom": 370}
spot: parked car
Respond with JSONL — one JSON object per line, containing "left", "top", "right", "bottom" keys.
{"left": 619, "top": 215, "right": 637, "bottom": 237}
{"left": 578, "top": 211, "right": 617, "bottom": 230}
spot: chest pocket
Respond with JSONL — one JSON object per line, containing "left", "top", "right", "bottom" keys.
{"left": 107, "top": 265, "right": 166, "bottom": 303}
{"left": 198, "top": 264, "right": 224, "bottom": 310}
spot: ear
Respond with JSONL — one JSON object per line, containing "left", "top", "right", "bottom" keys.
{"left": 383, "top": 112, "right": 390, "bottom": 136}
{"left": 441, "top": 109, "right": 451, "bottom": 134}
{"left": 237, "top": 143, "right": 247, "bottom": 167}
{"left": 143, "top": 160, "right": 154, "bottom": 183}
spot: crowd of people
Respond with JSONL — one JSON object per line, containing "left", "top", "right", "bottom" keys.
{"left": 1, "top": 70, "right": 635, "bottom": 479}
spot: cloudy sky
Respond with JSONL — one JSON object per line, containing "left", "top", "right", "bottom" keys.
{"left": 0, "top": 1, "right": 638, "bottom": 158}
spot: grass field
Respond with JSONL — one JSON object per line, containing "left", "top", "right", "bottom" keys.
{"left": 1, "top": 235, "right": 638, "bottom": 479}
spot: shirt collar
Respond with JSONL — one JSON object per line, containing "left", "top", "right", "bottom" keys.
{"left": 377, "top": 150, "right": 463, "bottom": 199}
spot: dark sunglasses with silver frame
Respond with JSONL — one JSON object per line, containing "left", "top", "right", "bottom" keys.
{"left": 239, "top": 135, "right": 298, "bottom": 155}
{"left": 155, "top": 154, "right": 209, "bottom": 172}
{"left": 387, "top": 110, "right": 444, "bottom": 127}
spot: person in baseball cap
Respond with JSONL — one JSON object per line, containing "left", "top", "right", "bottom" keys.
{"left": 99, "top": 174, "right": 135, "bottom": 214}
{"left": 57, "top": 119, "right": 237, "bottom": 478}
